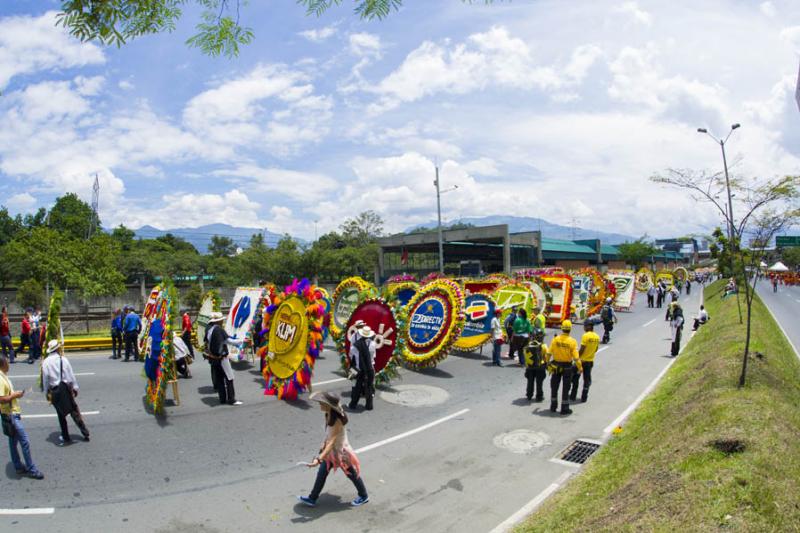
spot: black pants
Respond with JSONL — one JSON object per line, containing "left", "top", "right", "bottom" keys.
{"left": 350, "top": 367, "right": 375, "bottom": 408}
{"left": 210, "top": 362, "right": 235, "bottom": 403}
{"left": 111, "top": 331, "right": 123, "bottom": 358}
{"left": 671, "top": 327, "right": 682, "bottom": 356}
{"left": 602, "top": 321, "right": 612, "bottom": 343}
{"left": 525, "top": 366, "right": 546, "bottom": 400}
{"left": 176, "top": 358, "right": 190, "bottom": 378}
{"left": 18, "top": 333, "right": 30, "bottom": 354}
{"left": 181, "top": 331, "right": 195, "bottom": 358}
{"left": 510, "top": 336, "right": 528, "bottom": 364}
{"left": 309, "top": 461, "right": 367, "bottom": 501}
{"left": 124, "top": 331, "right": 139, "bottom": 361}
{"left": 550, "top": 365, "right": 574, "bottom": 407}
{"left": 656, "top": 295, "right": 662, "bottom": 308}
{"left": 570, "top": 361, "right": 593, "bottom": 400}
{"left": 54, "top": 395, "right": 89, "bottom": 441}
{"left": 647, "top": 295, "right": 654, "bottom": 307}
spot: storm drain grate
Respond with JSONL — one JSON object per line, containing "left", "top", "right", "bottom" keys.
{"left": 559, "top": 439, "right": 601, "bottom": 464}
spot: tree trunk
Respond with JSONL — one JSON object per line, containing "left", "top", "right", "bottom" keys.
{"left": 738, "top": 267, "right": 755, "bottom": 387}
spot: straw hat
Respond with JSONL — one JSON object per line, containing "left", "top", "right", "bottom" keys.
{"left": 46, "top": 339, "right": 62, "bottom": 354}
{"left": 309, "top": 391, "right": 344, "bottom": 416}
{"left": 208, "top": 312, "right": 225, "bottom": 323}
{"left": 359, "top": 325, "right": 375, "bottom": 338}
{"left": 352, "top": 319, "right": 367, "bottom": 329}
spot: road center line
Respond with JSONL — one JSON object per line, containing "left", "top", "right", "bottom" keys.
{"left": 642, "top": 319, "right": 656, "bottom": 328}
{"left": 24, "top": 411, "right": 100, "bottom": 419}
{"left": 355, "top": 408, "right": 470, "bottom": 454}
{"left": 489, "top": 471, "right": 572, "bottom": 533}
{"left": 11, "top": 372, "right": 96, "bottom": 379}
{"left": 313, "top": 377, "right": 347, "bottom": 386}
{"left": 596, "top": 346, "right": 609, "bottom": 354}
{"left": 0, "top": 508, "right": 55, "bottom": 515}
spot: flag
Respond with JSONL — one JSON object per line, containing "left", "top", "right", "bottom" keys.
{"left": 401, "top": 248, "right": 409, "bottom": 265}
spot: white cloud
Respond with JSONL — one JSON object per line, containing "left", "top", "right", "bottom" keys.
{"left": 118, "top": 80, "right": 134, "bottom": 91}
{"left": 0, "top": 11, "right": 105, "bottom": 89}
{"left": 760, "top": 2, "right": 777, "bottom": 17}
{"left": 349, "top": 32, "right": 382, "bottom": 58}
{"left": 299, "top": 26, "right": 337, "bottom": 43}
{"left": 129, "top": 189, "right": 263, "bottom": 230}
{"left": 780, "top": 26, "right": 800, "bottom": 52}
{"left": 616, "top": 1, "right": 653, "bottom": 26}
{"left": 6, "top": 192, "right": 36, "bottom": 213}
{"left": 213, "top": 164, "right": 338, "bottom": 201}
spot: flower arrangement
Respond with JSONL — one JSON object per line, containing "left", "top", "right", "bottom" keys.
{"left": 570, "top": 268, "right": 608, "bottom": 318}
{"left": 401, "top": 278, "right": 465, "bottom": 370}
{"left": 420, "top": 271, "right": 446, "bottom": 285}
{"left": 144, "top": 280, "right": 176, "bottom": 415}
{"left": 387, "top": 274, "right": 417, "bottom": 283}
{"left": 635, "top": 268, "right": 654, "bottom": 292}
{"left": 384, "top": 280, "right": 420, "bottom": 307}
{"left": 541, "top": 273, "right": 574, "bottom": 327}
{"left": 260, "top": 278, "right": 326, "bottom": 400}
{"left": 330, "top": 276, "right": 376, "bottom": 341}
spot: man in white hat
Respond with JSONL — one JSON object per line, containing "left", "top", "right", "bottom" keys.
{"left": 348, "top": 325, "right": 376, "bottom": 411}
{"left": 41, "top": 340, "right": 90, "bottom": 445}
{"left": 204, "top": 312, "right": 243, "bottom": 406}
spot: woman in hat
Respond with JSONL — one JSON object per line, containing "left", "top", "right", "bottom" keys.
{"left": 204, "top": 312, "right": 243, "bottom": 405}
{"left": 298, "top": 392, "right": 369, "bottom": 507}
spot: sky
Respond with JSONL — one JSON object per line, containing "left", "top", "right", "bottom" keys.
{"left": 0, "top": 0, "right": 798, "bottom": 241}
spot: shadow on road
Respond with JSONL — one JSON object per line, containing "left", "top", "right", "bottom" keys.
{"left": 284, "top": 398, "right": 312, "bottom": 411}
{"left": 414, "top": 367, "right": 454, "bottom": 379}
{"left": 4, "top": 462, "right": 25, "bottom": 479}
{"left": 531, "top": 408, "right": 565, "bottom": 418}
{"left": 291, "top": 495, "right": 353, "bottom": 523}
{"left": 197, "top": 385, "right": 215, "bottom": 394}
{"left": 453, "top": 350, "right": 489, "bottom": 361}
{"left": 511, "top": 397, "right": 532, "bottom": 406}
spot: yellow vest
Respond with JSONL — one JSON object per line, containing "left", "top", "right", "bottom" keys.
{"left": 580, "top": 331, "right": 601, "bottom": 362}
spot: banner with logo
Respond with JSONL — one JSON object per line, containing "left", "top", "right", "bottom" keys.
{"left": 225, "top": 287, "right": 266, "bottom": 361}
{"left": 331, "top": 277, "right": 375, "bottom": 341}
{"left": 542, "top": 274, "right": 573, "bottom": 326}
{"left": 453, "top": 293, "right": 496, "bottom": 352}
{"left": 607, "top": 270, "right": 636, "bottom": 311}
{"left": 495, "top": 282, "right": 541, "bottom": 338}
{"left": 402, "top": 279, "right": 465, "bottom": 369}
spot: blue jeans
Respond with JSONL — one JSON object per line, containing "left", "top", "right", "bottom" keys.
{"left": 7, "top": 414, "right": 38, "bottom": 473}
{"left": 0, "top": 335, "right": 14, "bottom": 362}
{"left": 492, "top": 340, "right": 502, "bottom": 364}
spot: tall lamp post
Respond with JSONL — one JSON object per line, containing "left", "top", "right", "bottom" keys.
{"left": 697, "top": 123, "right": 740, "bottom": 244}
{"left": 434, "top": 164, "right": 458, "bottom": 274}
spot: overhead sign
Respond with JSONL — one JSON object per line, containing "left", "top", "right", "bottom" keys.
{"left": 776, "top": 236, "right": 800, "bottom": 248}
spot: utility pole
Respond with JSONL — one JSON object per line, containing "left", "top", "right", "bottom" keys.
{"left": 88, "top": 173, "right": 99, "bottom": 239}
{"left": 435, "top": 164, "right": 444, "bottom": 273}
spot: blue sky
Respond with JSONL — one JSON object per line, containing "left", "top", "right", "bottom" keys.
{"left": 0, "top": 0, "right": 798, "bottom": 240}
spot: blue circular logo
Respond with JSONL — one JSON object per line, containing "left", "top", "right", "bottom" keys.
{"left": 409, "top": 297, "right": 446, "bottom": 346}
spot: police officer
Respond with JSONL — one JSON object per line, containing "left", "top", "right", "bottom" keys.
{"left": 570, "top": 322, "right": 600, "bottom": 403}
{"left": 547, "top": 320, "right": 582, "bottom": 415}
{"left": 600, "top": 298, "right": 617, "bottom": 344}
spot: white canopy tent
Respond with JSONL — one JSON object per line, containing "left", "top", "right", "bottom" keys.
{"left": 768, "top": 261, "right": 789, "bottom": 272}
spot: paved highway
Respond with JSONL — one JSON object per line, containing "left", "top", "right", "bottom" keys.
{"left": 756, "top": 279, "right": 800, "bottom": 359}
{"left": 2, "top": 286, "right": 706, "bottom": 532}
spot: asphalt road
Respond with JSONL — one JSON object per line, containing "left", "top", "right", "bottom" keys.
{"left": 2, "top": 286, "right": 707, "bottom": 533}
{"left": 755, "top": 279, "right": 800, "bottom": 358}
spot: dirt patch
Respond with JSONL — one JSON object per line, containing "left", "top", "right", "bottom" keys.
{"left": 710, "top": 439, "right": 746, "bottom": 455}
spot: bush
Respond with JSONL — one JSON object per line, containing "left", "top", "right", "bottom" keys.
{"left": 16, "top": 278, "right": 45, "bottom": 310}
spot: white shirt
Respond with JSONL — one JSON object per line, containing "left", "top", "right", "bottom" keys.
{"left": 173, "top": 333, "right": 190, "bottom": 361}
{"left": 491, "top": 316, "right": 502, "bottom": 340}
{"left": 698, "top": 309, "right": 709, "bottom": 323}
{"left": 41, "top": 354, "right": 78, "bottom": 392}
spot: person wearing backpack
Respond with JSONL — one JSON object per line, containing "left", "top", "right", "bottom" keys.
{"left": 600, "top": 298, "right": 617, "bottom": 344}
{"left": 524, "top": 326, "right": 548, "bottom": 402}
{"left": 41, "top": 340, "right": 90, "bottom": 446}
{"left": 503, "top": 307, "right": 517, "bottom": 359}
{"left": 349, "top": 326, "right": 376, "bottom": 411}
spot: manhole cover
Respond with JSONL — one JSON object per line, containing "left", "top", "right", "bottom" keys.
{"left": 557, "top": 439, "right": 601, "bottom": 464}
{"left": 493, "top": 430, "right": 551, "bottom": 454}
{"left": 380, "top": 384, "right": 450, "bottom": 407}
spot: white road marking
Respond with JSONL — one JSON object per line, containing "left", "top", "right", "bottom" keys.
{"left": 489, "top": 471, "right": 572, "bottom": 533}
{"left": 0, "top": 508, "right": 55, "bottom": 515}
{"left": 642, "top": 319, "right": 656, "bottom": 328}
{"left": 596, "top": 346, "right": 609, "bottom": 354}
{"left": 313, "top": 377, "right": 347, "bottom": 386}
{"left": 11, "top": 372, "right": 96, "bottom": 379}
{"left": 355, "top": 408, "right": 470, "bottom": 454}
{"left": 760, "top": 297, "right": 800, "bottom": 362}
{"left": 24, "top": 411, "right": 100, "bottom": 419}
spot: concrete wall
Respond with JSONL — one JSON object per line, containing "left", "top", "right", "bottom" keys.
{"left": 606, "top": 261, "right": 628, "bottom": 270}
{"left": 554, "top": 260, "right": 590, "bottom": 270}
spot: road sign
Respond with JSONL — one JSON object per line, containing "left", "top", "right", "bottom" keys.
{"left": 776, "top": 236, "right": 800, "bottom": 248}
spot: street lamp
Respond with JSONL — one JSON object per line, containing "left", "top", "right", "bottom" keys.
{"left": 697, "top": 123, "right": 740, "bottom": 245}
{"left": 434, "top": 164, "right": 459, "bottom": 274}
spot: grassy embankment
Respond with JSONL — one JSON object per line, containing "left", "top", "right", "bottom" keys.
{"left": 519, "top": 280, "right": 800, "bottom": 532}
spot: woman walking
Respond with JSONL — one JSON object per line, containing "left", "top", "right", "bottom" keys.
{"left": 298, "top": 392, "right": 369, "bottom": 508}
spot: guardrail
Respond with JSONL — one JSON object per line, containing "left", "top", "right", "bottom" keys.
{"left": 9, "top": 333, "right": 199, "bottom": 352}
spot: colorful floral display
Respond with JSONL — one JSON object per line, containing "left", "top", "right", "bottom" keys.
{"left": 142, "top": 281, "right": 177, "bottom": 415}
{"left": 453, "top": 292, "right": 497, "bottom": 352}
{"left": 541, "top": 274, "right": 574, "bottom": 326}
{"left": 385, "top": 280, "right": 419, "bottom": 307}
{"left": 331, "top": 276, "right": 376, "bottom": 342}
{"left": 635, "top": 268, "right": 655, "bottom": 292}
{"left": 401, "top": 278, "right": 465, "bottom": 369}
{"left": 608, "top": 270, "right": 637, "bottom": 311}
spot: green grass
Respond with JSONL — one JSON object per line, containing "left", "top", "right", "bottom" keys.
{"left": 63, "top": 330, "right": 110, "bottom": 339}
{"left": 518, "top": 281, "right": 800, "bottom": 532}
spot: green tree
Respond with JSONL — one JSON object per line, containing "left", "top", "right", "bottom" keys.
{"left": 111, "top": 224, "right": 136, "bottom": 250}
{"left": 616, "top": 237, "right": 657, "bottom": 269}
{"left": 208, "top": 235, "right": 237, "bottom": 257}
{"left": 0, "top": 207, "right": 23, "bottom": 246}
{"left": 48, "top": 193, "right": 96, "bottom": 239}
{"left": 156, "top": 233, "right": 198, "bottom": 253}
{"left": 780, "top": 246, "right": 800, "bottom": 268}
{"left": 22, "top": 207, "right": 47, "bottom": 229}
{"left": 340, "top": 210, "right": 384, "bottom": 247}
{"left": 16, "top": 278, "right": 45, "bottom": 309}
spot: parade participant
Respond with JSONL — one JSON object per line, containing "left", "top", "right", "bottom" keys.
{"left": 490, "top": 309, "right": 503, "bottom": 367}
{"left": 532, "top": 306, "right": 546, "bottom": 334}
{"left": 0, "top": 354, "right": 44, "bottom": 479}
{"left": 298, "top": 392, "right": 369, "bottom": 508}
{"left": 670, "top": 302, "right": 684, "bottom": 357}
{"left": 173, "top": 332, "right": 193, "bottom": 379}
{"left": 204, "top": 312, "right": 243, "bottom": 406}
{"left": 600, "top": 298, "right": 617, "bottom": 344}
{"left": 27, "top": 306, "right": 42, "bottom": 364}
{"left": 41, "top": 341, "right": 90, "bottom": 446}
{"left": 665, "top": 287, "right": 678, "bottom": 320}
{"left": 772, "top": 277, "right": 778, "bottom": 293}
{"left": 692, "top": 305, "right": 709, "bottom": 331}
{"left": 570, "top": 322, "right": 600, "bottom": 403}
{"left": 181, "top": 309, "right": 195, "bottom": 360}
{"left": 1, "top": 307, "right": 15, "bottom": 363}
{"left": 655, "top": 284, "right": 664, "bottom": 308}
{"left": 524, "top": 332, "right": 548, "bottom": 402}
{"left": 349, "top": 325, "right": 376, "bottom": 411}
{"left": 547, "top": 320, "right": 582, "bottom": 415}
{"left": 18, "top": 311, "right": 31, "bottom": 359}
{"left": 123, "top": 306, "right": 142, "bottom": 362}
{"left": 647, "top": 285, "right": 656, "bottom": 308}
{"left": 510, "top": 309, "right": 531, "bottom": 365}
{"left": 686, "top": 279, "right": 692, "bottom": 295}
{"left": 110, "top": 309, "right": 123, "bottom": 360}
{"left": 503, "top": 307, "right": 518, "bottom": 359}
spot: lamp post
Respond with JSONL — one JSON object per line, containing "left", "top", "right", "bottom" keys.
{"left": 697, "top": 123, "right": 740, "bottom": 244}
{"left": 433, "top": 164, "right": 458, "bottom": 274}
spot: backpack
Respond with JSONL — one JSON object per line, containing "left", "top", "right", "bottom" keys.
{"left": 601, "top": 305, "right": 611, "bottom": 322}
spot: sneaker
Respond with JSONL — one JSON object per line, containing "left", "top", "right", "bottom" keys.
{"left": 28, "top": 470, "right": 44, "bottom": 480}
{"left": 231, "top": 400, "right": 243, "bottom": 406}
{"left": 57, "top": 436, "right": 72, "bottom": 447}
{"left": 83, "top": 434, "right": 91, "bottom": 442}
{"left": 15, "top": 468, "right": 27, "bottom": 476}
{"left": 351, "top": 495, "right": 369, "bottom": 507}
{"left": 297, "top": 496, "right": 316, "bottom": 507}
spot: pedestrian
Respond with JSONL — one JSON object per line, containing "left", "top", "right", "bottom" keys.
{"left": 1, "top": 307, "right": 15, "bottom": 363}
{"left": 646, "top": 285, "right": 655, "bottom": 308}
{"left": 503, "top": 307, "right": 517, "bottom": 359}
{"left": 692, "top": 305, "right": 709, "bottom": 331}
{"left": 665, "top": 288, "right": 678, "bottom": 321}
{"left": 600, "top": 298, "right": 617, "bottom": 344}
{"left": 686, "top": 279, "right": 692, "bottom": 296}
{"left": 524, "top": 331, "right": 548, "bottom": 402}
{"left": 670, "top": 302, "right": 684, "bottom": 357}
{"left": 570, "top": 322, "right": 600, "bottom": 403}
{"left": 110, "top": 309, "right": 123, "bottom": 359}
{"left": 547, "top": 320, "right": 581, "bottom": 415}
{"left": 348, "top": 325, "right": 376, "bottom": 411}
{"left": 181, "top": 309, "right": 195, "bottom": 360}
{"left": 532, "top": 306, "right": 546, "bottom": 335}
{"left": 18, "top": 311, "right": 31, "bottom": 358}
{"left": 0, "top": 354, "right": 45, "bottom": 479}
{"left": 203, "top": 312, "right": 242, "bottom": 406}
{"left": 173, "top": 333, "right": 193, "bottom": 378}
{"left": 41, "top": 340, "right": 90, "bottom": 446}
{"left": 298, "top": 392, "right": 369, "bottom": 508}
{"left": 656, "top": 285, "right": 664, "bottom": 308}
{"left": 27, "top": 307, "right": 42, "bottom": 364}
{"left": 511, "top": 309, "right": 531, "bottom": 365}
{"left": 772, "top": 277, "right": 778, "bottom": 293}
{"left": 490, "top": 309, "right": 503, "bottom": 367}
{"left": 123, "top": 306, "right": 142, "bottom": 362}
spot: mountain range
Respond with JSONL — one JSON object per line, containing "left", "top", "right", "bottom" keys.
{"left": 407, "top": 215, "right": 636, "bottom": 244}
{"left": 133, "top": 224, "right": 285, "bottom": 253}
